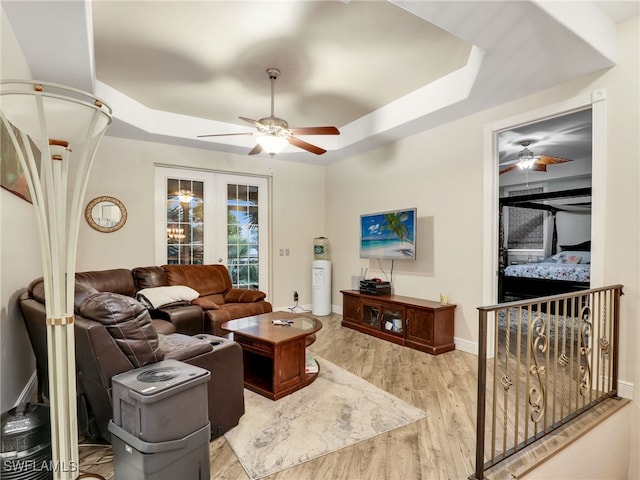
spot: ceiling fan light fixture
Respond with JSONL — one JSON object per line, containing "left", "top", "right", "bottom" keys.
{"left": 197, "top": 67, "right": 339, "bottom": 156}
{"left": 257, "top": 133, "right": 288, "bottom": 156}
{"left": 517, "top": 147, "right": 537, "bottom": 169}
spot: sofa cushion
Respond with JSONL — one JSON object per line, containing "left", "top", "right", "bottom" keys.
{"left": 27, "top": 278, "right": 46, "bottom": 303}
{"left": 158, "top": 333, "right": 213, "bottom": 361}
{"left": 206, "top": 301, "right": 273, "bottom": 336}
{"left": 78, "top": 292, "right": 161, "bottom": 368}
{"left": 28, "top": 277, "right": 102, "bottom": 308}
{"left": 152, "top": 305, "right": 203, "bottom": 336}
{"left": 74, "top": 284, "right": 99, "bottom": 311}
{"left": 163, "top": 264, "right": 232, "bottom": 296}
{"left": 191, "top": 294, "right": 224, "bottom": 310}
{"left": 224, "top": 289, "right": 266, "bottom": 303}
{"left": 152, "top": 319, "right": 177, "bottom": 335}
{"left": 132, "top": 266, "right": 169, "bottom": 290}
{"left": 137, "top": 285, "right": 199, "bottom": 309}
{"left": 76, "top": 269, "right": 137, "bottom": 297}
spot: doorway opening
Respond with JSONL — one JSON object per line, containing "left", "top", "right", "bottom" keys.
{"left": 481, "top": 89, "right": 606, "bottom": 355}
{"left": 497, "top": 108, "right": 593, "bottom": 303}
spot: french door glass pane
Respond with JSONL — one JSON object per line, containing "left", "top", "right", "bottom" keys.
{"left": 227, "top": 183, "right": 259, "bottom": 289}
{"left": 166, "top": 178, "right": 204, "bottom": 264}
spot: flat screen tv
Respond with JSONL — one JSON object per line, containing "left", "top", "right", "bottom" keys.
{"left": 360, "top": 208, "right": 416, "bottom": 260}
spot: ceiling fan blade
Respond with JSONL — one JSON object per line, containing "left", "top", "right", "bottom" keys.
{"left": 239, "top": 116, "right": 263, "bottom": 128}
{"left": 289, "top": 136, "right": 327, "bottom": 155}
{"left": 499, "top": 164, "right": 518, "bottom": 175}
{"left": 289, "top": 126, "right": 340, "bottom": 135}
{"left": 530, "top": 163, "right": 548, "bottom": 172}
{"left": 536, "top": 155, "right": 573, "bottom": 165}
{"left": 499, "top": 159, "right": 520, "bottom": 167}
{"left": 248, "top": 143, "right": 263, "bottom": 155}
{"left": 197, "top": 132, "right": 254, "bottom": 138}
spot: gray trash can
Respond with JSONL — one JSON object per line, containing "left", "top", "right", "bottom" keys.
{"left": 108, "top": 421, "right": 210, "bottom": 480}
{"left": 111, "top": 359, "right": 210, "bottom": 442}
{"left": 109, "top": 360, "right": 211, "bottom": 479}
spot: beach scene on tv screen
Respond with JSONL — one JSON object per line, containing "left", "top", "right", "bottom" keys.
{"left": 360, "top": 209, "right": 415, "bottom": 259}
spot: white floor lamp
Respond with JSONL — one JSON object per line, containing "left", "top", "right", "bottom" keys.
{"left": 1, "top": 80, "right": 112, "bottom": 480}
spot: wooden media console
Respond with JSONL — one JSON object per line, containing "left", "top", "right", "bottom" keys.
{"left": 340, "top": 290, "right": 455, "bottom": 355}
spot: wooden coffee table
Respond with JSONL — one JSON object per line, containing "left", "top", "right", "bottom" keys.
{"left": 221, "top": 312, "right": 322, "bottom": 400}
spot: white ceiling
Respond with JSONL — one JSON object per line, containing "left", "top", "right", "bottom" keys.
{"left": 2, "top": 1, "right": 638, "bottom": 164}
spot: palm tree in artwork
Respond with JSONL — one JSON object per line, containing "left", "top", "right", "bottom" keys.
{"left": 381, "top": 212, "right": 410, "bottom": 253}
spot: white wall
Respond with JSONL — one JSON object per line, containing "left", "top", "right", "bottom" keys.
{"left": 0, "top": 6, "right": 40, "bottom": 411}
{"left": 0, "top": 191, "right": 41, "bottom": 409}
{"left": 326, "top": 115, "right": 485, "bottom": 346}
{"left": 555, "top": 210, "right": 591, "bottom": 247}
{"left": 523, "top": 404, "right": 633, "bottom": 480}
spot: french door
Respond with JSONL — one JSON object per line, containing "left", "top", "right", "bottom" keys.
{"left": 155, "top": 167, "right": 269, "bottom": 294}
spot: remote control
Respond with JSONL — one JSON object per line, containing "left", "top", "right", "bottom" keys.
{"left": 271, "top": 319, "right": 293, "bottom": 326}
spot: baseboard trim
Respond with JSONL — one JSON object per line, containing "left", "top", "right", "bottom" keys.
{"left": 14, "top": 370, "right": 37, "bottom": 407}
{"left": 454, "top": 337, "right": 478, "bottom": 355}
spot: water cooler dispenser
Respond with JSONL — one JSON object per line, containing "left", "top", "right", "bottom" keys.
{"left": 312, "top": 237, "right": 331, "bottom": 315}
{"left": 108, "top": 359, "right": 211, "bottom": 479}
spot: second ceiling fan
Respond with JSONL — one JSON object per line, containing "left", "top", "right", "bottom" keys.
{"left": 198, "top": 68, "right": 340, "bottom": 156}
{"left": 500, "top": 140, "right": 573, "bottom": 175}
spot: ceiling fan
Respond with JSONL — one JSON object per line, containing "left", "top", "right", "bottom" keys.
{"left": 499, "top": 140, "right": 573, "bottom": 175}
{"left": 198, "top": 68, "right": 340, "bottom": 156}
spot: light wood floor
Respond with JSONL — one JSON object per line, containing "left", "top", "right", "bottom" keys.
{"left": 79, "top": 312, "right": 625, "bottom": 480}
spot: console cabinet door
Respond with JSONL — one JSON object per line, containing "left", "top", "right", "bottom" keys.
{"left": 405, "top": 307, "right": 434, "bottom": 349}
{"left": 343, "top": 294, "right": 362, "bottom": 324}
{"left": 406, "top": 306, "right": 455, "bottom": 354}
{"left": 361, "top": 301, "right": 382, "bottom": 329}
{"left": 361, "top": 301, "right": 404, "bottom": 337}
{"left": 380, "top": 305, "right": 404, "bottom": 337}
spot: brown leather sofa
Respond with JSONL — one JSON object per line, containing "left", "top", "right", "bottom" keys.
{"left": 18, "top": 263, "right": 270, "bottom": 442}
{"left": 132, "top": 264, "right": 272, "bottom": 335}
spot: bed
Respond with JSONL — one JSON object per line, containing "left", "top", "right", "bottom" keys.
{"left": 498, "top": 188, "right": 591, "bottom": 302}
{"left": 501, "top": 250, "right": 590, "bottom": 301}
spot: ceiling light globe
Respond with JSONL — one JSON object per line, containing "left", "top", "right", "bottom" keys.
{"left": 517, "top": 147, "right": 537, "bottom": 169}
{"left": 257, "top": 134, "right": 288, "bottom": 155}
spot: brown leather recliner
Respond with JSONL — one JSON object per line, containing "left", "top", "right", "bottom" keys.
{"left": 19, "top": 281, "right": 245, "bottom": 441}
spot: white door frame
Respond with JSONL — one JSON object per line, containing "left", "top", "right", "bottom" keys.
{"left": 154, "top": 166, "right": 271, "bottom": 296}
{"left": 214, "top": 173, "right": 270, "bottom": 294}
{"left": 482, "top": 89, "right": 607, "bottom": 356}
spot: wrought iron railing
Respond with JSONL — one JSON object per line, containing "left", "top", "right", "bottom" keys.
{"left": 471, "top": 285, "right": 623, "bottom": 480}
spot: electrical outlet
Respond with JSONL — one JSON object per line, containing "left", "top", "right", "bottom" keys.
{"left": 293, "top": 291, "right": 298, "bottom": 302}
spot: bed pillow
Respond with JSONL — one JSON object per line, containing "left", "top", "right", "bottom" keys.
{"left": 137, "top": 285, "right": 200, "bottom": 309}
{"left": 551, "top": 251, "right": 590, "bottom": 264}
{"left": 559, "top": 255, "right": 581, "bottom": 264}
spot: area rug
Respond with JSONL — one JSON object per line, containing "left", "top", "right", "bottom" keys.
{"left": 224, "top": 356, "right": 428, "bottom": 479}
